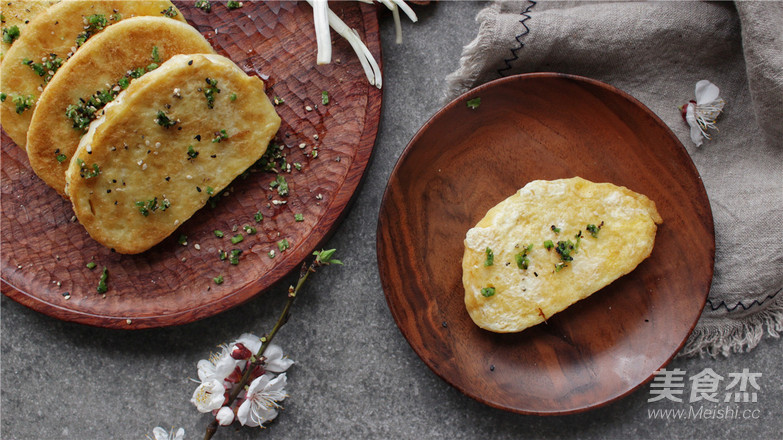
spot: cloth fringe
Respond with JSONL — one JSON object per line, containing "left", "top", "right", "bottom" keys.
{"left": 443, "top": 5, "right": 499, "bottom": 102}
{"left": 679, "top": 291, "right": 783, "bottom": 358}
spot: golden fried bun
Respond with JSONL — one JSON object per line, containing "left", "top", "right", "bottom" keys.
{"left": 0, "top": 1, "right": 60, "bottom": 64}
{"left": 27, "top": 16, "right": 214, "bottom": 197}
{"left": 463, "top": 177, "right": 663, "bottom": 333}
{"left": 65, "top": 54, "right": 281, "bottom": 254}
{"left": 0, "top": 0, "right": 184, "bottom": 149}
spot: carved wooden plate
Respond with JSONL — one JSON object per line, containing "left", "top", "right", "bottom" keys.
{"left": 1, "top": 1, "right": 381, "bottom": 328}
{"left": 377, "top": 73, "right": 714, "bottom": 414}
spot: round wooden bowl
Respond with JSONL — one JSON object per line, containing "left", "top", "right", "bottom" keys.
{"left": 377, "top": 73, "right": 714, "bottom": 414}
{"left": 1, "top": 1, "right": 382, "bottom": 328}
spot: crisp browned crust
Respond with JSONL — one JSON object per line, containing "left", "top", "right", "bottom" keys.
{"left": 0, "top": 0, "right": 185, "bottom": 149}
{"left": 27, "top": 16, "right": 214, "bottom": 197}
{"left": 65, "top": 54, "right": 281, "bottom": 254}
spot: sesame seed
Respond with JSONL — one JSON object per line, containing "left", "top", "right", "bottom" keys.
{"left": 299, "top": 143, "right": 306, "bottom": 149}
{"left": 194, "top": 244, "right": 201, "bottom": 250}
{"left": 305, "top": 105, "right": 313, "bottom": 111}
{"left": 142, "top": 163, "right": 148, "bottom": 170}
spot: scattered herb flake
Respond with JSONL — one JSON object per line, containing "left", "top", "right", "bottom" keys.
{"left": 151, "top": 46, "right": 160, "bottom": 63}
{"left": 543, "top": 240, "right": 554, "bottom": 250}
{"left": 178, "top": 234, "right": 188, "bottom": 245}
{"left": 466, "top": 97, "right": 481, "bottom": 109}
{"left": 273, "top": 96, "right": 284, "bottom": 105}
{"left": 551, "top": 225, "right": 561, "bottom": 233}
{"left": 96, "top": 266, "right": 109, "bottom": 293}
{"left": 56, "top": 153, "right": 67, "bottom": 163}
{"left": 555, "top": 240, "right": 575, "bottom": 262}
{"left": 187, "top": 145, "right": 199, "bottom": 159}
{"left": 229, "top": 92, "right": 237, "bottom": 101}
{"left": 321, "top": 90, "right": 329, "bottom": 105}
{"left": 195, "top": 0, "right": 212, "bottom": 12}
{"left": 586, "top": 222, "right": 603, "bottom": 238}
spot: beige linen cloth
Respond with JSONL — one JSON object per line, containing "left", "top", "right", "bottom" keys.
{"left": 445, "top": 1, "right": 782, "bottom": 356}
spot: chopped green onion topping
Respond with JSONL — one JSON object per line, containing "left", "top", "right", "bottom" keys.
{"left": 243, "top": 225, "right": 257, "bottom": 235}
{"left": 218, "top": 249, "right": 227, "bottom": 260}
{"left": 187, "top": 145, "right": 199, "bottom": 159}
{"left": 555, "top": 240, "right": 575, "bottom": 262}
{"left": 2, "top": 25, "right": 20, "bottom": 44}
{"left": 86, "top": 262, "right": 97, "bottom": 270}
{"left": 555, "top": 262, "right": 567, "bottom": 272}
{"left": 204, "top": 77, "right": 220, "bottom": 109}
{"left": 214, "top": 230, "right": 224, "bottom": 238}
{"left": 254, "top": 211, "right": 263, "bottom": 222}
{"left": 213, "top": 275, "right": 224, "bottom": 285}
{"left": 178, "top": 234, "right": 188, "bottom": 245}
{"left": 227, "top": 1, "right": 243, "bottom": 10}
{"left": 466, "top": 97, "right": 481, "bottom": 109}
{"left": 56, "top": 153, "right": 67, "bottom": 163}
{"left": 484, "top": 247, "right": 494, "bottom": 267}
{"left": 294, "top": 213, "right": 304, "bottom": 222}
{"left": 321, "top": 90, "right": 329, "bottom": 105}
{"left": 277, "top": 238, "right": 290, "bottom": 251}
{"left": 12, "top": 94, "right": 35, "bottom": 114}
{"left": 229, "top": 92, "right": 237, "bottom": 101}
{"left": 0, "top": 93, "right": 6, "bottom": 102}
{"left": 273, "top": 96, "right": 284, "bottom": 105}
{"left": 543, "top": 240, "right": 554, "bottom": 250}
{"left": 161, "top": 6, "right": 178, "bottom": 17}
{"left": 155, "top": 110, "right": 177, "bottom": 128}
{"left": 22, "top": 53, "right": 64, "bottom": 84}
{"left": 231, "top": 234, "right": 244, "bottom": 244}
{"left": 481, "top": 287, "right": 495, "bottom": 297}
{"left": 151, "top": 46, "right": 160, "bottom": 63}
{"left": 206, "top": 186, "right": 214, "bottom": 196}
{"left": 551, "top": 225, "right": 561, "bottom": 233}
{"left": 212, "top": 129, "right": 228, "bottom": 143}
{"left": 586, "top": 222, "right": 603, "bottom": 238}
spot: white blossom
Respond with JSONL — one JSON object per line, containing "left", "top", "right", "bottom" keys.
{"left": 197, "top": 345, "right": 240, "bottom": 383}
{"left": 150, "top": 427, "right": 185, "bottom": 440}
{"left": 191, "top": 378, "right": 226, "bottom": 413}
{"left": 263, "top": 344, "right": 294, "bottom": 373}
{"left": 682, "top": 80, "right": 725, "bottom": 146}
{"left": 237, "top": 373, "right": 288, "bottom": 427}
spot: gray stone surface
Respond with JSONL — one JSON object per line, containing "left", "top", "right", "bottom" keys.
{"left": 1, "top": 2, "right": 780, "bottom": 439}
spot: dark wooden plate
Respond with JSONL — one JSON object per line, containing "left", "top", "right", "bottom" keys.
{"left": 1, "top": 1, "right": 381, "bottom": 328}
{"left": 377, "top": 73, "right": 714, "bottom": 414}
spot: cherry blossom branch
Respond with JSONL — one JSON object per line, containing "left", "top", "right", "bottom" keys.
{"left": 203, "top": 250, "right": 342, "bottom": 440}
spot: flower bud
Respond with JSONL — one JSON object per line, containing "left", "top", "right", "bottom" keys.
{"left": 230, "top": 342, "right": 252, "bottom": 360}
{"left": 216, "top": 406, "right": 235, "bottom": 426}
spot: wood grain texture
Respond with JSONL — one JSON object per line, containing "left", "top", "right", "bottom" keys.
{"left": 1, "top": 1, "right": 382, "bottom": 328}
{"left": 377, "top": 73, "right": 714, "bottom": 415}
